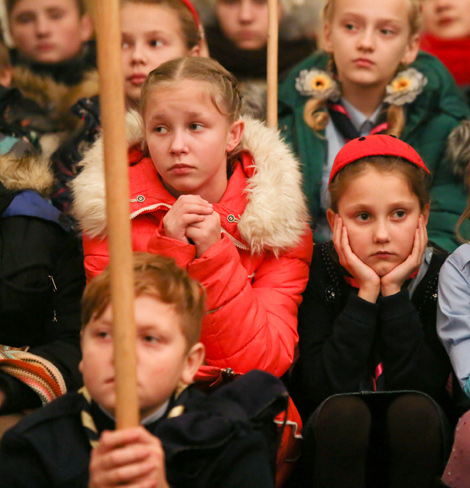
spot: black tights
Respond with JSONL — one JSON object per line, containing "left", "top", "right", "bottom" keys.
{"left": 306, "top": 393, "right": 444, "bottom": 488}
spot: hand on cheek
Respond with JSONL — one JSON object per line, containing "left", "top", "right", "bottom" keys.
{"left": 186, "top": 210, "right": 222, "bottom": 258}
{"left": 163, "top": 195, "right": 214, "bottom": 243}
{"left": 380, "top": 215, "right": 427, "bottom": 297}
{"left": 332, "top": 215, "right": 380, "bottom": 303}
{"left": 89, "top": 427, "right": 169, "bottom": 488}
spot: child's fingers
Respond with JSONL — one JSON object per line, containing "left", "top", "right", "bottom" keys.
{"left": 172, "top": 195, "right": 213, "bottom": 215}
{"left": 98, "top": 457, "right": 155, "bottom": 486}
{"left": 175, "top": 203, "right": 214, "bottom": 216}
{"left": 410, "top": 217, "right": 427, "bottom": 265}
{"left": 95, "top": 429, "right": 142, "bottom": 453}
{"left": 420, "top": 215, "right": 428, "bottom": 247}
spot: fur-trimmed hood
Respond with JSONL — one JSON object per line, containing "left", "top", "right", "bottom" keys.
{"left": 11, "top": 67, "right": 99, "bottom": 132}
{"left": 72, "top": 110, "right": 309, "bottom": 254}
{"left": 0, "top": 153, "right": 53, "bottom": 196}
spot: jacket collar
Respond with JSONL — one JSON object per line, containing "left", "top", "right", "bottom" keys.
{"left": 72, "top": 110, "right": 308, "bottom": 254}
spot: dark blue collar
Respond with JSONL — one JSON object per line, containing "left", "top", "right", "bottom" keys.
{"left": 2, "top": 190, "right": 72, "bottom": 232}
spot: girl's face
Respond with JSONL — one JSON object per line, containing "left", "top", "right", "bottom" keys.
{"left": 327, "top": 168, "right": 429, "bottom": 277}
{"left": 323, "top": 0, "right": 420, "bottom": 95}
{"left": 422, "top": 0, "right": 470, "bottom": 39}
{"left": 143, "top": 80, "right": 244, "bottom": 203}
{"left": 121, "top": 3, "right": 199, "bottom": 108}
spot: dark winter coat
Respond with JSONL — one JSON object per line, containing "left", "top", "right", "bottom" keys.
{"left": 0, "top": 153, "right": 85, "bottom": 413}
{"left": 292, "top": 241, "right": 452, "bottom": 419}
{"left": 0, "top": 370, "right": 286, "bottom": 488}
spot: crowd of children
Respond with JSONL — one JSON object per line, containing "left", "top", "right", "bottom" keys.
{"left": 0, "top": 0, "right": 470, "bottom": 486}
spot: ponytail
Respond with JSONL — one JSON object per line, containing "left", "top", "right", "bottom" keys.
{"left": 304, "top": 98, "right": 328, "bottom": 133}
{"left": 386, "top": 105, "right": 406, "bottom": 137}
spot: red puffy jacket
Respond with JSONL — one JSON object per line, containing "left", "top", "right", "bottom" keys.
{"left": 73, "top": 113, "right": 313, "bottom": 379}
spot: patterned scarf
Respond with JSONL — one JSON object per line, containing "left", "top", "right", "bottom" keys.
{"left": 0, "top": 345, "right": 66, "bottom": 405}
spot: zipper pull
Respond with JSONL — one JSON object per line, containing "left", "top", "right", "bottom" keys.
{"left": 49, "top": 275, "right": 57, "bottom": 292}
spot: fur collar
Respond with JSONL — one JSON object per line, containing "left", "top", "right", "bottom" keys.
{"left": 72, "top": 110, "right": 308, "bottom": 254}
{"left": 0, "top": 153, "right": 53, "bottom": 196}
{"left": 11, "top": 67, "right": 99, "bottom": 132}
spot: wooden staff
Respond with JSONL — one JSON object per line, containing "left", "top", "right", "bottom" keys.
{"left": 267, "top": 0, "right": 279, "bottom": 128}
{"left": 94, "top": 0, "right": 139, "bottom": 429}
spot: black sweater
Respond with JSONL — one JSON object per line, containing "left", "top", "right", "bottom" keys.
{"left": 293, "top": 241, "right": 451, "bottom": 419}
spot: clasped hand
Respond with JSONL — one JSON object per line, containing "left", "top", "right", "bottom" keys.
{"left": 89, "top": 427, "right": 170, "bottom": 488}
{"left": 163, "top": 195, "right": 222, "bottom": 258}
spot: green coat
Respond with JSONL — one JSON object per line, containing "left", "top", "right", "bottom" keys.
{"left": 278, "top": 51, "right": 470, "bottom": 252}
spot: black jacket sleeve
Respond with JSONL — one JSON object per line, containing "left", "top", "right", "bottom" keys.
{"left": 379, "top": 289, "right": 451, "bottom": 401}
{"left": 0, "top": 372, "right": 41, "bottom": 414}
{"left": 298, "top": 275, "right": 379, "bottom": 411}
{"left": 26, "top": 232, "right": 86, "bottom": 393}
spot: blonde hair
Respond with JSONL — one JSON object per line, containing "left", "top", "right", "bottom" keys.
{"left": 141, "top": 57, "right": 242, "bottom": 122}
{"left": 305, "top": 0, "right": 423, "bottom": 136}
{"left": 322, "top": 0, "right": 424, "bottom": 37}
{"left": 81, "top": 253, "right": 206, "bottom": 349}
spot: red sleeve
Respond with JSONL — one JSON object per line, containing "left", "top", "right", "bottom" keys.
{"left": 189, "top": 229, "right": 313, "bottom": 377}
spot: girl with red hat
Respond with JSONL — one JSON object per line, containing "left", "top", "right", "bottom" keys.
{"left": 291, "top": 134, "right": 453, "bottom": 488}
{"left": 278, "top": 0, "right": 470, "bottom": 252}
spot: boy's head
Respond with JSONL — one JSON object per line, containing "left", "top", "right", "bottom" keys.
{"left": 7, "top": 0, "right": 93, "bottom": 64}
{"left": 80, "top": 253, "right": 206, "bottom": 420}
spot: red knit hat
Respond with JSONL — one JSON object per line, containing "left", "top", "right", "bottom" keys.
{"left": 328, "top": 134, "right": 430, "bottom": 186}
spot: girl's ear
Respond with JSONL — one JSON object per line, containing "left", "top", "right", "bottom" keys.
{"left": 322, "top": 21, "right": 334, "bottom": 54}
{"left": 226, "top": 119, "right": 245, "bottom": 153}
{"left": 400, "top": 33, "right": 420, "bottom": 66}
{"left": 189, "top": 43, "right": 202, "bottom": 58}
{"left": 326, "top": 208, "right": 337, "bottom": 231}
{"left": 421, "top": 203, "right": 430, "bottom": 226}
{"left": 79, "top": 14, "right": 94, "bottom": 44}
{"left": 181, "top": 342, "right": 205, "bottom": 385}
{"left": 194, "top": 38, "right": 210, "bottom": 58}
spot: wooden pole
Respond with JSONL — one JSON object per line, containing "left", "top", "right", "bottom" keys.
{"left": 267, "top": 0, "right": 279, "bottom": 128}
{"left": 93, "top": 0, "right": 139, "bottom": 429}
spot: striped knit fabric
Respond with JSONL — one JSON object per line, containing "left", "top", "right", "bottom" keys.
{"left": 0, "top": 345, "right": 66, "bottom": 405}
